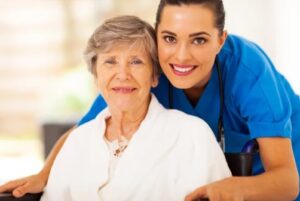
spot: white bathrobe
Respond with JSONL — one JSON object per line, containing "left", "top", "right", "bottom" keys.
{"left": 41, "top": 95, "right": 231, "bottom": 201}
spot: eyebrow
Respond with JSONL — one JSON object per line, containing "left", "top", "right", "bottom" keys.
{"left": 190, "top": 32, "right": 211, "bottom": 37}
{"left": 160, "top": 30, "right": 211, "bottom": 37}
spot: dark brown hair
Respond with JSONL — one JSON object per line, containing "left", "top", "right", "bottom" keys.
{"left": 155, "top": 0, "right": 225, "bottom": 35}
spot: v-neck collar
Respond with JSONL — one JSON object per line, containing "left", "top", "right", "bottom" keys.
{"left": 171, "top": 64, "right": 221, "bottom": 136}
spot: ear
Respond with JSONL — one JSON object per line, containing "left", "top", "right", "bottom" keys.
{"left": 217, "top": 30, "right": 228, "bottom": 53}
{"left": 151, "top": 74, "right": 159, "bottom": 88}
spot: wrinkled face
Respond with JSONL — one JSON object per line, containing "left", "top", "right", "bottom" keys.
{"left": 95, "top": 42, "right": 158, "bottom": 113}
{"left": 157, "top": 4, "right": 226, "bottom": 90}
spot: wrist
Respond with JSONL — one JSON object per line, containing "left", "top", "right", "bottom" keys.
{"left": 231, "top": 176, "right": 258, "bottom": 200}
{"left": 37, "top": 169, "right": 50, "bottom": 185}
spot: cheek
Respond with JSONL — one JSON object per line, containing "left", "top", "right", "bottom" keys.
{"left": 158, "top": 46, "right": 173, "bottom": 71}
{"left": 194, "top": 45, "right": 218, "bottom": 63}
{"left": 96, "top": 77, "right": 105, "bottom": 93}
{"left": 209, "top": 41, "right": 223, "bottom": 55}
{"left": 157, "top": 40, "right": 170, "bottom": 60}
{"left": 95, "top": 71, "right": 111, "bottom": 92}
{"left": 139, "top": 71, "right": 155, "bottom": 90}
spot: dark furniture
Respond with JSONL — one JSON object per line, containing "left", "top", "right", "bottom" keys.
{"left": 41, "top": 121, "right": 74, "bottom": 158}
{"left": 0, "top": 193, "right": 42, "bottom": 201}
{"left": 1, "top": 125, "right": 256, "bottom": 201}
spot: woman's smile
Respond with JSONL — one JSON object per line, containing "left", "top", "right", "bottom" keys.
{"left": 157, "top": 4, "right": 226, "bottom": 91}
{"left": 95, "top": 42, "right": 157, "bottom": 113}
{"left": 170, "top": 63, "right": 198, "bottom": 76}
{"left": 112, "top": 87, "right": 137, "bottom": 94}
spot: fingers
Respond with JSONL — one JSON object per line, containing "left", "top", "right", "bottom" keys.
{"left": 0, "top": 179, "right": 26, "bottom": 193}
{"left": 185, "top": 186, "right": 207, "bottom": 201}
{"left": 0, "top": 174, "right": 46, "bottom": 198}
{"left": 12, "top": 183, "right": 30, "bottom": 198}
{"left": 185, "top": 184, "right": 243, "bottom": 201}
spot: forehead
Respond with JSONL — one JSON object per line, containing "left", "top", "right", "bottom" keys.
{"left": 159, "top": 4, "right": 215, "bottom": 31}
{"left": 99, "top": 40, "right": 149, "bottom": 57}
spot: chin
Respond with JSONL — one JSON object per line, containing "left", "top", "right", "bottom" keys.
{"left": 170, "top": 80, "right": 194, "bottom": 89}
{"left": 114, "top": 102, "right": 134, "bottom": 110}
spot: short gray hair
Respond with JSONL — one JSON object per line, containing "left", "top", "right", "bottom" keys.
{"left": 84, "top": 15, "right": 160, "bottom": 76}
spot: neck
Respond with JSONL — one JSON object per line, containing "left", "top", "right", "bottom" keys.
{"left": 105, "top": 96, "right": 151, "bottom": 140}
{"left": 184, "top": 71, "right": 212, "bottom": 107}
{"left": 184, "top": 85, "right": 206, "bottom": 107}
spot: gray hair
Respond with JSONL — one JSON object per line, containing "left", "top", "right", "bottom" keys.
{"left": 84, "top": 15, "right": 160, "bottom": 76}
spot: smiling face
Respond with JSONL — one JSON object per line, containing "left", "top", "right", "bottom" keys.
{"left": 157, "top": 4, "right": 227, "bottom": 91}
{"left": 95, "top": 42, "right": 158, "bottom": 113}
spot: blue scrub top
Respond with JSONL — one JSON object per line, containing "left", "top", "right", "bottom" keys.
{"left": 78, "top": 34, "right": 300, "bottom": 197}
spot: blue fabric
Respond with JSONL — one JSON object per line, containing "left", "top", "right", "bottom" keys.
{"left": 77, "top": 95, "right": 107, "bottom": 126}
{"left": 79, "top": 34, "right": 300, "bottom": 200}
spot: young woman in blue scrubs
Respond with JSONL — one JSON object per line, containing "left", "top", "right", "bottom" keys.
{"left": 1, "top": 0, "right": 299, "bottom": 200}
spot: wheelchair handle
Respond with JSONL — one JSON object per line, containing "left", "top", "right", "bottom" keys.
{"left": 241, "top": 139, "right": 258, "bottom": 153}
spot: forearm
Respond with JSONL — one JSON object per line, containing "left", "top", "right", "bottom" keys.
{"left": 38, "top": 126, "right": 76, "bottom": 184}
{"left": 242, "top": 137, "right": 300, "bottom": 200}
{"left": 238, "top": 165, "right": 299, "bottom": 201}
{"left": 186, "top": 138, "right": 299, "bottom": 201}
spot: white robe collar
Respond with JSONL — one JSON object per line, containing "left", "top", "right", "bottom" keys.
{"left": 71, "top": 94, "right": 171, "bottom": 201}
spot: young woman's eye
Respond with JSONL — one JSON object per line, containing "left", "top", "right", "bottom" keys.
{"left": 193, "top": 37, "right": 207, "bottom": 45}
{"left": 163, "top": 36, "right": 176, "bottom": 44}
{"left": 130, "top": 58, "right": 143, "bottom": 65}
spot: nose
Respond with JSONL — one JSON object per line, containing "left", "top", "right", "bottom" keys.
{"left": 116, "top": 63, "right": 131, "bottom": 81}
{"left": 175, "top": 43, "right": 192, "bottom": 62}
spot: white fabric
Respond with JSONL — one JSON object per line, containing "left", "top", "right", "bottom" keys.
{"left": 41, "top": 95, "right": 231, "bottom": 201}
{"left": 100, "top": 139, "right": 123, "bottom": 191}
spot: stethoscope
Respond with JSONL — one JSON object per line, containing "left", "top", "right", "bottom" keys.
{"left": 168, "top": 56, "right": 257, "bottom": 153}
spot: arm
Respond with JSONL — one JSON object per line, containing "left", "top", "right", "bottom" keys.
{"left": 0, "top": 95, "right": 106, "bottom": 198}
{"left": 38, "top": 126, "right": 75, "bottom": 184}
{"left": 0, "top": 126, "right": 75, "bottom": 198}
{"left": 38, "top": 94, "right": 105, "bottom": 185}
{"left": 185, "top": 137, "right": 299, "bottom": 201}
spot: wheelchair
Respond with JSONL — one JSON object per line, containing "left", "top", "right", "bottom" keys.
{"left": 0, "top": 193, "right": 42, "bottom": 201}
{"left": 0, "top": 139, "right": 258, "bottom": 201}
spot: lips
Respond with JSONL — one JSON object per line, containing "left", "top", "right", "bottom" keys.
{"left": 170, "top": 64, "right": 197, "bottom": 76}
{"left": 112, "top": 87, "right": 136, "bottom": 93}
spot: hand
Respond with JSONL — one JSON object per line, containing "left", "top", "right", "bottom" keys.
{"left": 185, "top": 177, "right": 244, "bottom": 201}
{"left": 0, "top": 173, "right": 46, "bottom": 198}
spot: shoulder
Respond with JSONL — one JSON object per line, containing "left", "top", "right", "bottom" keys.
{"left": 151, "top": 74, "right": 170, "bottom": 108}
{"left": 222, "top": 34, "right": 262, "bottom": 55}
{"left": 161, "top": 107, "right": 215, "bottom": 142}
{"left": 165, "top": 109, "right": 208, "bottom": 127}
{"left": 220, "top": 34, "right": 273, "bottom": 75}
{"left": 219, "top": 34, "right": 279, "bottom": 100}
{"left": 163, "top": 109, "right": 229, "bottom": 176}
{"left": 78, "top": 95, "right": 107, "bottom": 126}
{"left": 66, "top": 108, "right": 108, "bottom": 147}
{"left": 150, "top": 94, "right": 213, "bottom": 136}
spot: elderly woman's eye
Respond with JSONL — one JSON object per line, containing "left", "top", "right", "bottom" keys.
{"left": 163, "top": 36, "right": 176, "bottom": 44}
{"left": 131, "top": 58, "right": 143, "bottom": 65}
{"left": 104, "top": 59, "right": 116, "bottom": 64}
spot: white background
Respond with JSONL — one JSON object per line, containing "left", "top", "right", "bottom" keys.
{"left": 224, "top": 0, "right": 300, "bottom": 93}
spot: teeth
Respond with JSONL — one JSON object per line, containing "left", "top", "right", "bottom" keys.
{"left": 114, "top": 88, "right": 134, "bottom": 92}
{"left": 173, "top": 65, "right": 194, "bottom": 73}
{"left": 112, "top": 87, "right": 135, "bottom": 93}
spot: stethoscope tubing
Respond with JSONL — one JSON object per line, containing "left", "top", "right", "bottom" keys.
{"left": 168, "top": 55, "right": 258, "bottom": 153}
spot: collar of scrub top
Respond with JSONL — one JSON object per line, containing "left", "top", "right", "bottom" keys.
{"left": 167, "top": 56, "right": 225, "bottom": 150}
{"left": 168, "top": 56, "right": 258, "bottom": 153}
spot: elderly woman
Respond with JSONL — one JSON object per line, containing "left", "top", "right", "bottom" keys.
{"left": 40, "top": 15, "right": 231, "bottom": 201}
